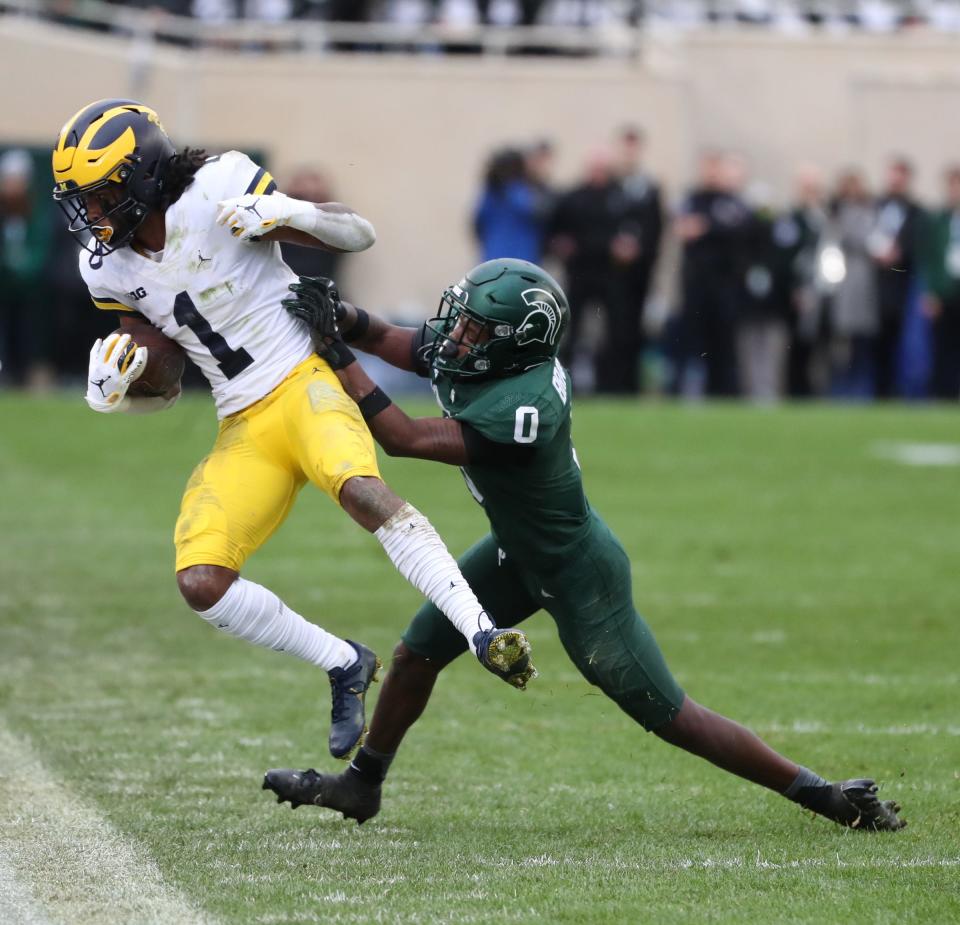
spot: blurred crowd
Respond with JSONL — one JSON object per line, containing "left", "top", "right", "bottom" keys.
{"left": 470, "top": 129, "right": 960, "bottom": 401}
{"left": 29, "top": 0, "right": 960, "bottom": 36}
{"left": 2, "top": 134, "right": 959, "bottom": 402}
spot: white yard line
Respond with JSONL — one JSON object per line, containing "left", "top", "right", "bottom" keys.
{"left": 505, "top": 854, "right": 960, "bottom": 873}
{"left": 0, "top": 719, "right": 216, "bottom": 925}
{"left": 756, "top": 720, "right": 960, "bottom": 737}
{"left": 871, "top": 441, "right": 960, "bottom": 467}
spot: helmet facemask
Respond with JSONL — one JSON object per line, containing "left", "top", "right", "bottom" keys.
{"left": 53, "top": 162, "right": 151, "bottom": 267}
{"left": 424, "top": 288, "right": 521, "bottom": 381}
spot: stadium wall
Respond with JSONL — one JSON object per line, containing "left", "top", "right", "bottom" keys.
{"left": 3, "top": 17, "right": 960, "bottom": 314}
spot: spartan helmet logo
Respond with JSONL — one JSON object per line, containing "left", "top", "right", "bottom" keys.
{"left": 516, "top": 288, "right": 562, "bottom": 347}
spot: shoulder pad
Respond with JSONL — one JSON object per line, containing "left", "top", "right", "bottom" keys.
{"left": 80, "top": 260, "right": 137, "bottom": 312}
{"left": 193, "top": 150, "right": 277, "bottom": 204}
{"left": 78, "top": 247, "right": 116, "bottom": 291}
{"left": 456, "top": 362, "right": 568, "bottom": 446}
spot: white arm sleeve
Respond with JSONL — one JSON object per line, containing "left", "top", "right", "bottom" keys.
{"left": 284, "top": 198, "right": 376, "bottom": 252}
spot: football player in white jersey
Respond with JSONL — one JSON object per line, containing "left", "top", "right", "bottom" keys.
{"left": 52, "top": 99, "right": 536, "bottom": 761}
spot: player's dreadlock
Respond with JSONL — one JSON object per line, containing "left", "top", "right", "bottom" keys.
{"left": 161, "top": 146, "right": 208, "bottom": 208}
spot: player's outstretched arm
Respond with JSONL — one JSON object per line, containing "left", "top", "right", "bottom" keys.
{"left": 336, "top": 359, "right": 470, "bottom": 465}
{"left": 216, "top": 196, "right": 375, "bottom": 253}
{"left": 325, "top": 346, "right": 534, "bottom": 471}
{"left": 336, "top": 300, "right": 424, "bottom": 372}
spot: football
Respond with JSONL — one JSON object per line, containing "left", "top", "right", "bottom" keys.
{"left": 113, "top": 322, "right": 186, "bottom": 397}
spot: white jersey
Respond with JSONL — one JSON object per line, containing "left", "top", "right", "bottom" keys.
{"left": 79, "top": 151, "right": 314, "bottom": 418}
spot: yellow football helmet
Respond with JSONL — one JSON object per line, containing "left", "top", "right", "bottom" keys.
{"left": 52, "top": 99, "right": 175, "bottom": 266}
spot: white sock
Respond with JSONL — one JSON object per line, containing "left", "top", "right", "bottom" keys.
{"left": 375, "top": 503, "right": 494, "bottom": 654}
{"left": 195, "top": 577, "right": 356, "bottom": 671}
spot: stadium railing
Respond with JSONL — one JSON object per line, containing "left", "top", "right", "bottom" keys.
{"left": 0, "top": 0, "right": 645, "bottom": 57}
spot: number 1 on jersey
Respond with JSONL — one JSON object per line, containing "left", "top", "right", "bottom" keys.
{"left": 173, "top": 291, "right": 254, "bottom": 379}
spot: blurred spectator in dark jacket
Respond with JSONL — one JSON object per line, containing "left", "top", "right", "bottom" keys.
{"left": 473, "top": 147, "right": 545, "bottom": 264}
{"left": 673, "top": 150, "right": 751, "bottom": 397}
{"left": 867, "top": 156, "right": 924, "bottom": 398}
{"left": 328, "top": 0, "right": 375, "bottom": 20}
{"left": 613, "top": 126, "right": 663, "bottom": 272}
{"left": 600, "top": 125, "right": 664, "bottom": 394}
{"left": 773, "top": 165, "right": 829, "bottom": 398}
{"left": 0, "top": 149, "right": 54, "bottom": 389}
{"left": 736, "top": 187, "right": 790, "bottom": 402}
{"left": 549, "top": 148, "right": 622, "bottom": 384}
{"left": 827, "top": 169, "right": 879, "bottom": 399}
{"left": 279, "top": 166, "right": 342, "bottom": 281}
{"left": 919, "top": 165, "right": 960, "bottom": 400}
{"left": 475, "top": 0, "right": 546, "bottom": 25}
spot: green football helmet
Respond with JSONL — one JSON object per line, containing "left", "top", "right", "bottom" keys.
{"left": 426, "top": 258, "right": 569, "bottom": 381}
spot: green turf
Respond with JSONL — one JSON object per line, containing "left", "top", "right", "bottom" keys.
{"left": 1, "top": 393, "right": 958, "bottom": 924}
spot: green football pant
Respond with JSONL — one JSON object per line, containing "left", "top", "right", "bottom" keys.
{"left": 402, "top": 520, "right": 684, "bottom": 731}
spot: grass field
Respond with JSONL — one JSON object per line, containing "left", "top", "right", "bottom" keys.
{"left": 1, "top": 393, "right": 958, "bottom": 925}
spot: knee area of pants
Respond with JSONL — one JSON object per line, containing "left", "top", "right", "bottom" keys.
{"left": 177, "top": 567, "right": 232, "bottom": 612}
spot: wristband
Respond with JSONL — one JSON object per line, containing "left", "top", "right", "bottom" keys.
{"left": 357, "top": 386, "right": 393, "bottom": 421}
{"left": 317, "top": 339, "right": 356, "bottom": 371}
{"left": 342, "top": 307, "right": 370, "bottom": 343}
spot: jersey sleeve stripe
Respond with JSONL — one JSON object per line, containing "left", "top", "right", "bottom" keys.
{"left": 92, "top": 297, "right": 136, "bottom": 312}
{"left": 245, "top": 168, "right": 275, "bottom": 196}
{"left": 252, "top": 171, "right": 275, "bottom": 195}
{"left": 244, "top": 167, "right": 266, "bottom": 194}
{"left": 263, "top": 178, "right": 277, "bottom": 195}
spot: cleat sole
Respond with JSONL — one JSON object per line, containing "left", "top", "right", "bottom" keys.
{"left": 486, "top": 632, "right": 530, "bottom": 672}
{"left": 484, "top": 631, "right": 536, "bottom": 689}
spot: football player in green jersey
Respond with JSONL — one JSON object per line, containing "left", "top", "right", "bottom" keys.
{"left": 264, "top": 259, "right": 904, "bottom": 832}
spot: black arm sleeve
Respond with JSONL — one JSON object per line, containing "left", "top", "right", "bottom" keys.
{"left": 410, "top": 322, "right": 433, "bottom": 378}
{"left": 461, "top": 423, "right": 536, "bottom": 466}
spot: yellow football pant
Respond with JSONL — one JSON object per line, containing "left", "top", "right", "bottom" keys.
{"left": 174, "top": 355, "right": 381, "bottom": 572}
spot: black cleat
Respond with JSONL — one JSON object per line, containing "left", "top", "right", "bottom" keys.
{"left": 327, "top": 641, "right": 381, "bottom": 760}
{"left": 820, "top": 778, "right": 906, "bottom": 831}
{"left": 262, "top": 768, "right": 381, "bottom": 825}
{"left": 473, "top": 627, "right": 537, "bottom": 690}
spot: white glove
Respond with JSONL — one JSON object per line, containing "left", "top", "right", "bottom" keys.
{"left": 85, "top": 332, "right": 148, "bottom": 414}
{"left": 216, "top": 193, "right": 376, "bottom": 251}
{"left": 215, "top": 192, "right": 311, "bottom": 243}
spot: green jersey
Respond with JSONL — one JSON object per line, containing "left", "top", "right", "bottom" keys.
{"left": 431, "top": 358, "right": 591, "bottom": 572}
